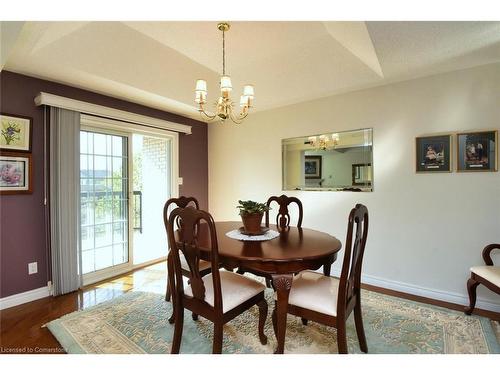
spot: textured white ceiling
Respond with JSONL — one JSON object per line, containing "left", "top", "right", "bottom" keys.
{"left": 2, "top": 21, "right": 500, "bottom": 121}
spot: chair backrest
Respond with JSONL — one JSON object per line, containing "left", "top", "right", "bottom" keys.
{"left": 337, "top": 204, "right": 369, "bottom": 316}
{"left": 165, "top": 206, "right": 223, "bottom": 311}
{"left": 265, "top": 194, "right": 303, "bottom": 229}
{"left": 164, "top": 196, "right": 200, "bottom": 230}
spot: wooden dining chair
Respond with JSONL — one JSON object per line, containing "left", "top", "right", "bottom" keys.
{"left": 465, "top": 243, "right": 500, "bottom": 315}
{"left": 164, "top": 196, "right": 211, "bottom": 302}
{"left": 265, "top": 194, "right": 333, "bottom": 277}
{"left": 166, "top": 206, "right": 268, "bottom": 354}
{"left": 272, "top": 203, "right": 369, "bottom": 354}
{"left": 265, "top": 194, "right": 303, "bottom": 229}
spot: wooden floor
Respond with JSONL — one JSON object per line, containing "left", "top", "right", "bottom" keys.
{"left": 0, "top": 261, "right": 498, "bottom": 354}
{"left": 0, "top": 262, "right": 167, "bottom": 354}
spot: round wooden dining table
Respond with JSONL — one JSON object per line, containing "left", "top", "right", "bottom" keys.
{"left": 192, "top": 221, "right": 342, "bottom": 354}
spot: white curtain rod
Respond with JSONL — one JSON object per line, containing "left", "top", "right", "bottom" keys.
{"left": 34, "top": 92, "right": 192, "bottom": 135}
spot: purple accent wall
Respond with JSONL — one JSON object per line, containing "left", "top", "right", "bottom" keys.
{"left": 0, "top": 71, "right": 208, "bottom": 298}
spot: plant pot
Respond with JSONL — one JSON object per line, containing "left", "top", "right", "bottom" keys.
{"left": 240, "top": 212, "right": 264, "bottom": 234}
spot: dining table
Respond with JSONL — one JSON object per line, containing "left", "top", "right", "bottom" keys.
{"left": 181, "top": 221, "right": 342, "bottom": 354}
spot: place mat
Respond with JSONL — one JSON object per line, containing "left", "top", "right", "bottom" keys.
{"left": 225, "top": 229, "right": 280, "bottom": 241}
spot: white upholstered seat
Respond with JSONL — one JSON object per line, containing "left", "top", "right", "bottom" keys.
{"left": 185, "top": 270, "right": 265, "bottom": 313}
{"left": 179, "top": 253, "right": 211, "bottom": 272}
{"left": 275, "top": 270, "right": 340, "bottom": 316}
{"left": 470, "top": 266, "right": 500, "bottom": 286}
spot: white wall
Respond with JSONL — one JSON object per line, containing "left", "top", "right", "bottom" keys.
{"left": 208, "top": 63, "right": 500, "bottom": 311}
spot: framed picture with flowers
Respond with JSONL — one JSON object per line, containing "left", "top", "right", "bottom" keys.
{"left": 0, "top": 113, "right": 32, "bottom": 152}
{"left": 0, "top": 152, "right": 32, "bottom": 194}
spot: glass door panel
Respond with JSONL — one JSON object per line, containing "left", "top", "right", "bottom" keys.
{"left": 132, "top": 134, "right": 171, "bottom": 265}
{"left": 80, "top": 130, "right": 129, "bottom": 276}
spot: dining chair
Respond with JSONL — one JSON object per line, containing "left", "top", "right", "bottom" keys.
{"left": 272, "top": 203, "right": 369, "bottom": 354}
{"left": 166, "top": 206, "right": 268, "bottom": 354}
{"left": 465, "top": 243, "right": 500, "bottom": 315}
{"left": 265, "top": 194, "right": 303, "bottom": 229}
{"left": 265, "top": 194, "right": 333, "bottom": 277}
{"left": 163, "top": 196, "right": 211, "bottom": 303}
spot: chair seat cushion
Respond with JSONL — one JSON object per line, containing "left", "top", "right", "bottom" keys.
{"left": 470, "top": 266, "right": 500, "bottom": 287}
{"left": 185, "top": 270, "right": 265, "bottom": 313}
{"left": 275, "top": 270, "right": 339, "bottom": 316}
{"left": 180, "top": 253, "right": 211, "bottom": 272}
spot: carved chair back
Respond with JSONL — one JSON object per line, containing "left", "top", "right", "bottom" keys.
{"left": 166, "top": 206, "right": 223, "bottom": 311}
{"left": 163, "top": 196, "right": 200, "bottom": 230}
{"left": 337, "top": 204, "right": 369, "bottom": 318}
{"left": 265, "top": 195, "right": 303, "bottom": 229}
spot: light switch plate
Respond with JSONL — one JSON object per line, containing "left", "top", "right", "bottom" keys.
{"left": 178, "top": 177, "right": 183, "bottom": 185}
{"left": 28, "top": 262, "right": 38, "bottom": 275}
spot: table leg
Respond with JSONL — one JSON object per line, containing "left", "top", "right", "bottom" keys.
{"left": 271, "top": 273, "right": 293, "bottom": 354}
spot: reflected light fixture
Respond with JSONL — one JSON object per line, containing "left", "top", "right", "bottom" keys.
{"left": 308, "top": 134, "right": 340, "bottom": 150}
{"left": 195, "top": 22, "right": 254, "bottom": 124}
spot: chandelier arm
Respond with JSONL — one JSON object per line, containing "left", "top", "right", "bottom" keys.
{"left": 229, "top": 109, "right": 248, "bottom": 125}
{"left": 198, "top": 104, "right": 217, "bottom": 121}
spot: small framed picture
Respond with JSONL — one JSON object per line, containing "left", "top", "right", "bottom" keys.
{"left": 0, "top": 153, "right": 33, "bottom": 194}
{"left": 416, "top": 134, "right": 452, "bottom": 173}
{"left": 457, "top": 130, "right": 498, "bottom": 172}
{"left": 304, "top": 155, "right": 322, "bottom": 179}
{"left": 0, "top": 113, "right": 32, "bottom": 152}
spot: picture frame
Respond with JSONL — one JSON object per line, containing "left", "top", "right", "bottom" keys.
{"left": 0, "top": 113, "right": 33, "bottom": 152}
{"left": 304, "top": 155, "right": 322, "bottom": 179}
{"left": 457, "top": 130, "right": 498, "bottom": 172}
{"left": 0, "top": 152, "right": 33, "bottom": 194}
{"left": 415, "top": 134, "right": 452, "bottom": 173}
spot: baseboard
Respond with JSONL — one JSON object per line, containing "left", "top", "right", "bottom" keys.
{"left": 0, "top": 286, "right": 51, "bottom": 310}
{"left": 360, "top": 273, "right": 500, "bottom": 313}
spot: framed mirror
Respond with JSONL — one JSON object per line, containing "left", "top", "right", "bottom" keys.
{"left": 282, "top": 128, "right": 373, "bottom": 192}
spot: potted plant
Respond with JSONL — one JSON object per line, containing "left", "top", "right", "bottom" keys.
{"left": 237, "top": 200, "right": 271, "bottom": 235}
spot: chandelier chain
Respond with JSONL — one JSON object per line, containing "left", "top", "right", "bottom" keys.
{"left": 222, "top": 28, "right": 226, "bottom": 75}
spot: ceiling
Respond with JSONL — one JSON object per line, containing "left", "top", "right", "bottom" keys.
{"left": 2, "top": 21, "right": 500, "bottom": 121}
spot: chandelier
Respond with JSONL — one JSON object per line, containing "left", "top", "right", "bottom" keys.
{"left": 308, "top": 134, "right": 340, "bottom": 150}
{"left": 194, "top": 22, "right": 254, "bottom": 124}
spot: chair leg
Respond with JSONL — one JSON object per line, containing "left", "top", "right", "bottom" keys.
{"left": 301, "top": 318, "right": 308, "bottom": 326}
{"left": 271, "top": 308, "right": 278, "bottom": 338}
{"left": 170, "top": 304, "right": 184, "bottom": 354}
{"left": 323, "top": 262, "right": 332, "bottom": 277}
{"left": 212, "top": 323, "right": 223, "bottom": 354}
{"left": 354, "top": 304, "right": 368, "bottom": 353}
{"left": 465, "top": 277, "right": 480, "bottom": 315}
{"left": 165, "top": 278, "right": 171, "bottom": 302}
{"left": 337, "top": 321, "right": 348, "bottom": 354}
{"left": 257, "top": 299, "right": 268, "bottom": 345}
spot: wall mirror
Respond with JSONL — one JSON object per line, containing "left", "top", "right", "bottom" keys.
{"left": 282, "top": 128, "right": 373, "bottom": 191}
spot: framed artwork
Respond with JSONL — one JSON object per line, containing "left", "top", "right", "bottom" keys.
{"left": 304, "top": 155, "right": 322, "bottom": 179}
{"left": 457, "top": 130, "right": 498, "bottom": 172}
{"left": 0, "top": 113, "right": 32, "bottom": 152}
{"left": 415, "top": 134, "right": 452, "bottom": 173}
{"left": 0, "top": 152, "right": 33, "bottom": 194}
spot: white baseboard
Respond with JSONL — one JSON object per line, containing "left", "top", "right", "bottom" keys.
{"left": 0, "top": 286, "right": 51, "bottom": 310}
{"left": 361, "top": 273, "right": 500, "bottom": 313}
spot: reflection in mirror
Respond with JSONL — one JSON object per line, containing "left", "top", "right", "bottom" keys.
{"left": 282, "top": 128, "right": 373, "bottom": 191}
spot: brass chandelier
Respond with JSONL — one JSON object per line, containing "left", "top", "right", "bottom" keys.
{"left": 194, "top": 22, "right": 254, "bottom": 124}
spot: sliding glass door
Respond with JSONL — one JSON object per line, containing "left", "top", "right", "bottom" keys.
{"left": 132, "top": 134, "right": 171, "bottom": 265}
{"left": 79, "top": 120, "right": 175, "bottom": 285}
{"left": 80, "top": 130, "right": 130, "bottom": 281}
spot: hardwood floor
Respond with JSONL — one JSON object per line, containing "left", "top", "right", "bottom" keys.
{"left": 0, "top": 262, "right": 167, "bottom": 354}
{"left": 0, "top": 262, "right": 498, "bottom": 354}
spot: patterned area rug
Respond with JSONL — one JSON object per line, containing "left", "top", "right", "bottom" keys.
{"left": 46, "top": 289, "right": 500, "bottom": 354}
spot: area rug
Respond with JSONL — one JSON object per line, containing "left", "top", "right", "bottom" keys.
{"left": 45, "top": 288, "right": 500, "bottom": 354}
